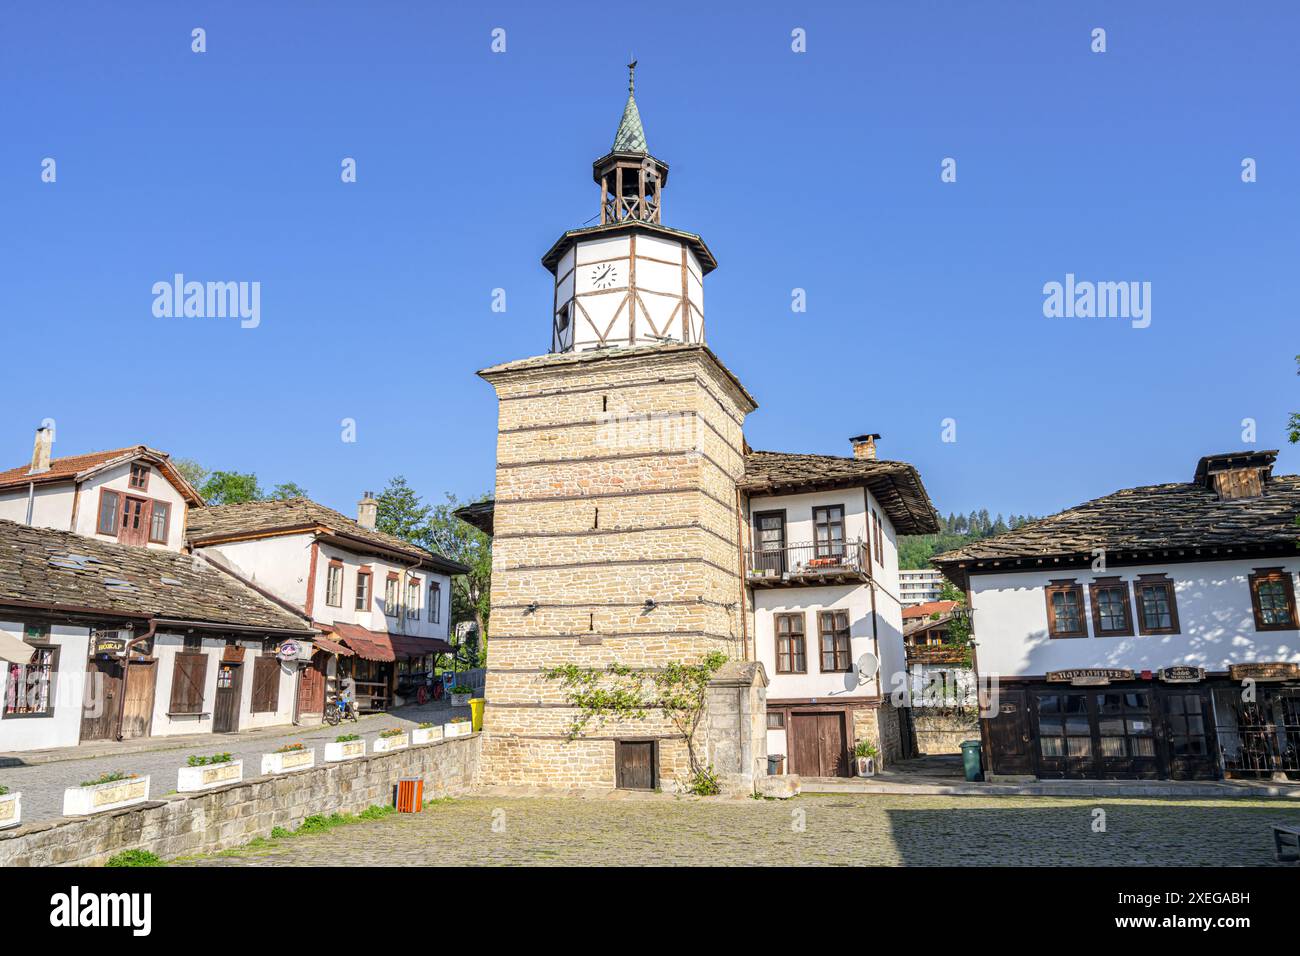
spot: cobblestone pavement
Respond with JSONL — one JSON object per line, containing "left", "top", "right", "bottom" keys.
{"left": 0, "top": 700, "right": 469, "bottom": 824}
{"left": 182, "top": 793, "right": 1299, "bottom": 866}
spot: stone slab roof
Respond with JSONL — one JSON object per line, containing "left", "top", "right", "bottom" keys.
{"left": 933, "top": 473, "right": 1300, "bottom": 571}
{"left": 186, "top": 498, "right": 468, "bottom": 575}
{"left": 739, "top": 451, "right": 941, "bottom": 535}
{"left": 0, "top": 518, "right": 313, "bottom": 632}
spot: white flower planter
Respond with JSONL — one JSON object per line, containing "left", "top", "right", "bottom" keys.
{"left": 444, "top": 721, "right": 472, "bottom": 739}
{"left": 412, "top": 726, "right": 443, "bottom": 745}
{"left": 177, "top": 760, "right": 244, "bottom": 793}
{"left": 63, "top": 775, "right": 150, "bottom": 816}
{"left": 324, "top": 739, "right": 366, "bottom": 762}
{"left": 373, "top": 733, "right": 409, "bottom": 753}
{"left": 0, "top": 792, "right": 20, "bottom": 830}
{"left": 854, "top": 756, "right": 877, "bottom": 778}
{"left": 261, "top": 748, "right": 316, "bottom": 775}
{"left": 450, "top": 692, "right": 471, "bottom": 707}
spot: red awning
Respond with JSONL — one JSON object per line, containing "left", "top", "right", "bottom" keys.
{"left": 330, "top": 622, "right": 396, "bottom": 662}
{"left": 389, "top": 634, "right": 454, "bottom": 659}
{"left": 312, "top": 633, "right": 354, "bottom": 657}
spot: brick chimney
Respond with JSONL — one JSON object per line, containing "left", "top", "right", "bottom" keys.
{"left": 28, "top": 426, "right": 52, "bottom": 474}
{"left": 850, "top": 433, "right": 880, "bottom": 461}
{"left": 357, "top": 491, "right": 378, "bottom": 529}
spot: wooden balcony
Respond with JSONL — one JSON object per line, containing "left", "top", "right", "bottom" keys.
{"left": 745, "top": 540, "right": 871, "bottom": 588}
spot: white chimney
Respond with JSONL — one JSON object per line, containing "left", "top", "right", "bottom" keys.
{"left": 29, "top": 426, "right": 53, "bottom": 474}
{"left": 850, "top": 433, "right": 880, "bottom": 461}
{"left": 357, "top": 491, "right": 378, "bottom": 529}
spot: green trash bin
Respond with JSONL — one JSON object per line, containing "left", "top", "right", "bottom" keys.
{"left": 469, "top": 698, "right": 485, "bottom": 732}
{"left": 959, "top": 739, "right": 983, "bottom": 782}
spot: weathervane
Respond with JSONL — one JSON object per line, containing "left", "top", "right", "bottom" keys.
{"left": 627, "top": 57, "right": 637, "bottom": 94}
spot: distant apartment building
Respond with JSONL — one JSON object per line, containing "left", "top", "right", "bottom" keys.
{"left": 899, "top": 568, "right": 946, "bottom": 606}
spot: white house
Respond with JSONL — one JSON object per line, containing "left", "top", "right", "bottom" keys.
{"left": 188, "top": 495, "right": 469, "bottom": 721}
{"left": 936, "top": 450, "right": 1300, "bottom": 782}
{"left": 0, "top": 429, "right": 321, "bottom": 752}
{"left": 738, "top": 438, "right": 938, "bottom": 776}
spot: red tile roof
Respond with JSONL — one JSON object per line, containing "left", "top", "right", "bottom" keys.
{"left": 0, "top": 445, "right": 203, "bottom": 504}
{"left": 902, "top": 600, "right": 959, "bottom": 620}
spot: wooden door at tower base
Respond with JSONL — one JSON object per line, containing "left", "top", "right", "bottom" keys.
{"left": 615, "top": 740, "right": 657, "bottom": 790}
{"left": 789, "top": 711, "right": 849, "bottom": 777}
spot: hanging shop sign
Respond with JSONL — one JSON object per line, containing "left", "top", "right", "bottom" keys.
{"left": 90, "top": 629, "right": 127, "bottom": 657}
{"left": 1228, "top": 662, "right": 1300, "bottom": 682}
{"left": 276, "top": 639, "right": 314, "bottom": 662}
{"left": 1045, "top": 668, "right": 1134, "bottom": 687}
{"left": 222, "top": 644, "right": 246, "bottom": 663}
{"left": 1157, "top": 666, "right": 1205, "bottom": 683}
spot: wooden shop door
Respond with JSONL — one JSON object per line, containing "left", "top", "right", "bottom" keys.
{"left": 119, "top": 659, "right": 156, "bottom": 739}
{"left": 80, "top": 658, "right": 124, "bottom": 741}
{"left": 213, "top": 661, "right": 243, "bottom": 733}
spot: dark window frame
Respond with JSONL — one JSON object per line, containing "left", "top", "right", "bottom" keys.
{"left": 431, "top": 581, "right": 441, "bottom": 622}
{"left": 128, "top": 463, "right": 150, "bottom": 491}
{"left": 1045, "top": 579, "right": 1088, "bottom": 639}
{"left": 812, "top": 505, "right": 846, "bottom": 559}
{"left": 766, "top": 711, "right": 785, "bottom": 729}
{"left": 817, "top": 610, "right": 852, "bottom": 673}
{"left": 2, "top": 630, "right": 59, "bottom": 719}
{"left": 324, "top": 561, "right": 344, "bottom": 608}
{"left": 355, "top": 569, "right": 372, "bottom": 611}
{"left": 1134, "top": 574, "right": 1180, "bottom": 636}
{"left": 96, "top": 488, "right": 121, "bottom": 536}
{"left": 1249, "top": 568, "right": 1299, "bottom": 631}
{"left": 774, "top": 612, "right": 807, "bottom": 674}
{"left": 1088, "top": 577, "right": 1134, "bottom": 637}
{"left": 148, "top": 500, "right": 170, "bottom": 544}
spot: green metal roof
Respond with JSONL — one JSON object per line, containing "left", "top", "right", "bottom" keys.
{"left": 611, "top": 61, "right": 648, "bottom": 153}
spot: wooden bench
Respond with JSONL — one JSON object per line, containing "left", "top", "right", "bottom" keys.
{"left": 1273, "top": 824, "right": 1300, "bottom": 863}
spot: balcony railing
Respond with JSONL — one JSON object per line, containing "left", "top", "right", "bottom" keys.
{"left": 745, "top": 540, "right": 870, "bottom": 587}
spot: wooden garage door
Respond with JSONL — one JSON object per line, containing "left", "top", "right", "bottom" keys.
{"left": 789, "top": 712, "right": 849, "bottom": 777}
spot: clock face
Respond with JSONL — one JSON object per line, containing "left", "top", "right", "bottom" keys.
{"left": 590, "top": 263, "right": 618, "bottom": 290}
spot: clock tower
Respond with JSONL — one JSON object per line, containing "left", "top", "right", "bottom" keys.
{"left": 546, "top": 62, "right": 712, "bottom": 353}
{"left": 475, "top": 64, "right": 764, "bottom": 792}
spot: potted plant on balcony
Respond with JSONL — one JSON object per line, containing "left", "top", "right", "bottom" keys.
{"left": 852, "top": 740, "right": 879, "bottom": 778}
{"left": 177, "top": 752, "right": 243, "bottom": 792}
{"left": 63, "top": 771, "right": 151, "bottom": 816}
{"left": 412, "top": 721, "right": 443, "bottom": 745}
{"left": 450, "top": 684, "right": 473, "bottom": 707}
{"left": 374, "top": 726, "right": 410, "bottom": 753}
{"left": 324, "top": 733, "right": 366, "bottom": 762}
{"left": 444, "top": 715, "right": 472, "bottom": 738}
{"left": 261, "top": 742, "right": 316, "bottom": 775}
{"left": 0, "top": 785, "right": 19, "bottom": 830}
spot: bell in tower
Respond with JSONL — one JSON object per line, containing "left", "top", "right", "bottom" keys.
{"left": 542, "top": 62, "right": 716, "bottom": 354}
{"left": 594, "top": 61, "right": 669, "bottom": 225}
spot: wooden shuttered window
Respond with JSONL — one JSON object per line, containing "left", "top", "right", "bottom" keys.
{"left": 251, "top": 655, "right": 281, "bottom": 713}
{"left": 169, "top": 652, "right": 209, "bottom": 714}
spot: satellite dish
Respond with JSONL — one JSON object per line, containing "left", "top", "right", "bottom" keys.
{"left": 856, "top": 652, "right": 879, "bottom": 683}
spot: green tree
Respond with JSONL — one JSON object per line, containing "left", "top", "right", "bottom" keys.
{"left": 172, "top": 457, "right": 208, "bottom": 491}
{"left": 374, "top": 476, "right": 430, "bottom": 543}
{"left": 199, "top": 470, "right": 263, "bottom": 505}
{"left": 268, "top": 481, "right": 309, "bottom": 500}
{"left": 426, "top": 493, "right": 493, "bottom": 660}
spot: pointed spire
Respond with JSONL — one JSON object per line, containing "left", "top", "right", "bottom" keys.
{"left": 611, "top": 59, "right": 648, "bottom": 154}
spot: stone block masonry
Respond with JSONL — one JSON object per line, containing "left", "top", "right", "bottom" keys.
{"left": 0, "top": 735, "right": 480, "bottom": 867}
{"left": 478, "top": 344, "right": 758, "bottom": 788}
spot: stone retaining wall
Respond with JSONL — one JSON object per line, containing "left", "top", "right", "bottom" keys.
{"left": 0, "top": 734, "right": 480, "bottom": 867}
{"left": 912, "top": 710, "right": 980, "bottom": 754}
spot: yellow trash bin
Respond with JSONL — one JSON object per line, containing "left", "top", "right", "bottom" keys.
{"left": 469, "top": 698, "right": 485, "bottom": 732}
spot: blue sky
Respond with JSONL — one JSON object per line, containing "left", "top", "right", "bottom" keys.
{"left": 2, "top": 1, "right": 1296, "bottom": 523}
